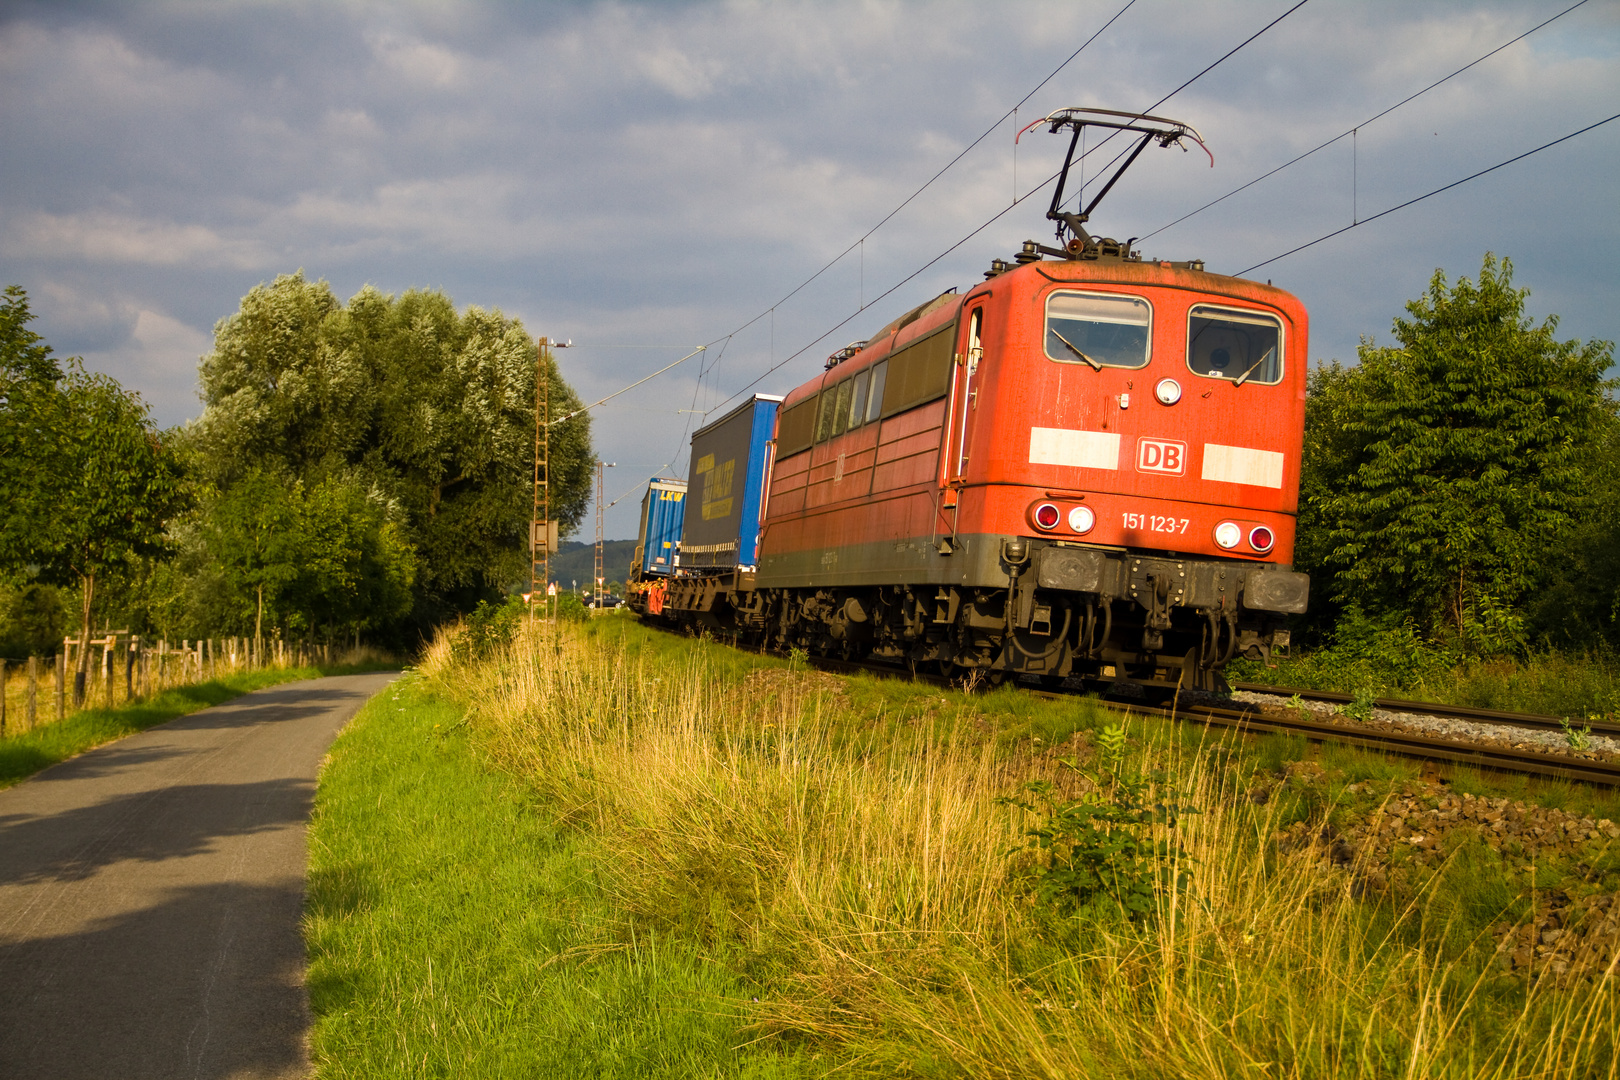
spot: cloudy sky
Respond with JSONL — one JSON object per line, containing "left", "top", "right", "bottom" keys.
{"left": 2, "top": 0, "right": 1616, "bottom": 539}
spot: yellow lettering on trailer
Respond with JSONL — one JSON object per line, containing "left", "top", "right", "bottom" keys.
{"left": 702, "top": 458, "right": 736, "bottom": 520}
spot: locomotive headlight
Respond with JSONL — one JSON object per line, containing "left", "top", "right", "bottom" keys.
{"left": 1068, "top": 505, "right": 1095, "bottom": 534}
{"left": 1033, "top": 503, "right": 1061, "bottom": 530}
{"left": 1249, "top": 526, "right": 1275, "bottom": 553}
{"left": 1214, "top": 521, "right": 1242, "bottom": 549}
{"left": 1155, "top": 378, "right": 1182, "bottom": 406}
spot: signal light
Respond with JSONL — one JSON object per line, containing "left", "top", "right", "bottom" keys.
{"left": 1249, "top": 526, "right": 1275, "bottom": 553}
{"left": 1214, "top": 521, "right": 1242, "bottom": 549}
{"left": 1068, "top": 505, "right": 1095, "bottom": 534}
{"left": 1155, "top": 378, "right": 1182, "bottom": 405}
{"left": 1033, "top": 503, "right": 1061, "bottom": 530}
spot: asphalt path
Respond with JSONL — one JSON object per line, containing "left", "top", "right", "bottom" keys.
{"left": 0, "top": 672, "right": 398, "bottom": 1080}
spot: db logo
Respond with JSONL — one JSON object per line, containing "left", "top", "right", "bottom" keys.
{"left": 1135, "top": 437, "right": 1187, "bottom": 476}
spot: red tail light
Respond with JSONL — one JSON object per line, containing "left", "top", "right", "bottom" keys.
{"left": 1249, "top": 526, "right": 1275, "bottom": 553}
{"left": 1033, "top": 503, "right": 1061, "bottom": 530}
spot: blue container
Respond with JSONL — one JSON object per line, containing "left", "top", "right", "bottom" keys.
{"left": 680, "top": 395, "right": 781, "bottom": 571}
{"left": 634, "top": 478, "right": 687, "bottom": 578}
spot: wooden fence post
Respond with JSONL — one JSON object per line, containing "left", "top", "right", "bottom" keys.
{"left": 1, "top": 658, "right": 7, "bottom": 737}
{"left": 101, "top": 637, "right": 113, "bottom": 709}
{"left": 127, "top": 637, "right": 138, "bottom": 700}
{"left": 56, "top": 648, "right": 66, "bottom": 721}
{"left": 69, "top": 635, "right": 84, "bottom": 707}
{"left": 27, "top": 655, "right": 38, "bottom": 729}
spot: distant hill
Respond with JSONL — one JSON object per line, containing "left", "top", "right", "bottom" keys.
{"left": 545, "top": 539, "right": 639, "bottom": 591}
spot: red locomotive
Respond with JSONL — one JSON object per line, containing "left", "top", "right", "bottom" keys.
{"left": 631, "top": 110, "right": 1308, "bottom": 693}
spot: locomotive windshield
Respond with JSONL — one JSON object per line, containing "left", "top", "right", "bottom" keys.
{"left": 1044, "top": 292, "right": 1151, "bottom": 369}
{"left": 1187, "top": 305, "right": 1283, "bottom": 385}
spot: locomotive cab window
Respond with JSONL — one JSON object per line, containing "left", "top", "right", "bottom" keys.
{"left": 1187, "top": 305, "right": 1283, "bottom": 385}
{"left": 1043, "top": 291, "right": 1151, "bottom": 369}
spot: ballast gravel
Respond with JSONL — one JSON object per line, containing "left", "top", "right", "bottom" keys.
{"left": 1228, "top": 690, "right": 1620, "bottom": 761}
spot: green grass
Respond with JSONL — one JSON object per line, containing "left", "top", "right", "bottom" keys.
{"left": 303, "top": 672, "right": 814, "bottom": 1079}
{"left": 0, "top": 662, "right": 391, "bottom": 789}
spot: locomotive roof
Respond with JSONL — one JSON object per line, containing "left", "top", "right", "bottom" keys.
{"left": 778, "top": 257, "right": 1303, "bottom": 411}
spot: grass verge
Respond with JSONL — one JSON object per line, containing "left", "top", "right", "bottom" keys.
{"left": 304, "top": 671, "right": 814, "bottom": 1078}
{"left": 364, "top": 612, "right": 1615, "bottom": 1078}
{"left": 0, "top": 661, "right": 395, "bottom": 790}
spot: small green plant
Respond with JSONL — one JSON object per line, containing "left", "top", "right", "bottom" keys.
{"left": 998, "top": 723, "right": 1194, "bottom": 921}
{"left": 1287, "top": 692, "right": 1307, "bottom": 716}
{"left": 1344, "top": 687, "right": 1377, "bottom": 723}
{"left": 1560, "top": 715, "right": 1592, "bottom": 751}
{"left": 788, "top": 646, "right": 808, "bottom": 670}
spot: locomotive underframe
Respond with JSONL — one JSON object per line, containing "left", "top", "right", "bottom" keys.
{"left": 631, "top": 534, "right": 1305, "bottom": 694}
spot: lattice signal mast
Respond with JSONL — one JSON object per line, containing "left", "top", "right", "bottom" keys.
{"left": 532, "top": 337, "right": 551, "bottom": 614}
{"left": 594, "top": 461, "right": 614, "bottom": 607}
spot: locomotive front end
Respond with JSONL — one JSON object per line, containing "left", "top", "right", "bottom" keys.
{"left": 949, "top": 255, "right": 1310, "bottom": 690}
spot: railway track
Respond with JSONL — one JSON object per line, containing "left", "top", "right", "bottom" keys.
{"left": 795, "top": 652, "right": 1620, "bottom": 788}
{"left": 1231, "top": 682, "right": 1620, "bottom": 738}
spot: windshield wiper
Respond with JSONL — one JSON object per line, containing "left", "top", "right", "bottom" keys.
{"left": 1233, "top": 346, "right": 1275, "bottom": 387}
{"left": 1051, "top": 328, "right": 1102, "bottom": 371}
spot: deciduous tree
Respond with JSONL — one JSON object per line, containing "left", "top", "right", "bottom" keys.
{"left": 1307, "top": 254, "right": 1614, "bottom": 643}
{"left": 192, "top": 273, "right": 591, "bottom": 632}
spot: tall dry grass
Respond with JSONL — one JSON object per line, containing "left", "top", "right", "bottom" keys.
{"left": 422, "top": 618, "right": 1618, "bottom": 1079}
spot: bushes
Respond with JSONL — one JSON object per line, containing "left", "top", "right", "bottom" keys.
{"left": 454, "top": 597, "right": 527, "bottom": 661}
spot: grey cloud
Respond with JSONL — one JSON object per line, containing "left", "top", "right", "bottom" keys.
{"left": 1, "top": 0, "right": 1615, "bottom": 541}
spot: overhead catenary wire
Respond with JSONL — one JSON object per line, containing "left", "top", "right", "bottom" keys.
{"left": 550, "top": 0, "right": 1141, "bottom": 439}
{"left": 1236, "top": 111, "right": 1620, "bottom": 276}
{"left": 1138, "top": 0, "right": 1594, "bottom": 243}
{"left": 706, "top": 0, "right": 1312, "bottom": 416}
{"left": 549, "top": 344, "right": 707, "bottom": 427}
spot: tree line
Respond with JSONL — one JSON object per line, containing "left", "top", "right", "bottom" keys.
{"left": 3, "top": 255, "right": 1614, "bottom": 666}
{"left": 1, "top": 274, "right": 593, "bottom": 660}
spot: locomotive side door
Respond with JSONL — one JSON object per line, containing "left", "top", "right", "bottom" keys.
{"left": 941, "top": 305, "right": 985, "bottom": 524}
{"left": 950, "top": 307, "right": 985, "bottom": 482}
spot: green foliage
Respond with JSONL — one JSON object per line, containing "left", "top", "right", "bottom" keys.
{"left": 0, "top": 284, "right": 60, "bottom": 384}
{"left": 192, "top": 469, "right": 415, "bottom": 642}
{"left": 190, "top": 272, "right": 593, "bottom": 632}
{"left": 0, "top": 583, "right": 66, "bottom": 658}
{"left": 999, "top": 723, "right": 1193, "bottom": 921}
{"left": 0, "top": 296, "right": 189, "bottom": 666}
{"left": 453, "top": 597, "right": 527, "bottom": 662}
{"left": 552, "top": 591, "right": 590, "bottom": 622}
{"left": 1301, "top": 254, "right": 1615, "bottom": 639}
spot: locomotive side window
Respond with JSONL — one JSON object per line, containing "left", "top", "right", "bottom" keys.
{"left": 1187, "top": 305, "right": 1283, "bottom": 385}
{"left": 1044, "top": 292, "right": 1151, "bottom": 369}
{"left": 847, "top": 370, "right": 868, "bottom": 431}
{"left": 814, "top": 388, "right": 838, "bottom": 443}
{"left": 865, "top": 361, "right": 887, "bottom": 423}
{"left": 776, "top": 397, "right": 817, "bottom": 456}
{"left": 831, "top": 379, "right": 854, "bottom": 437}
{"left": 880, "top": 325, "right": 956, "bottom": 416}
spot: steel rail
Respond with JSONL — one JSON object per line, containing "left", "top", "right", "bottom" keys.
{"left": 1231, "top": 682, "right": 1620, "bottom": 738}
{"left": 790, "top": 652, "right": 1620, "bottom": 787}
